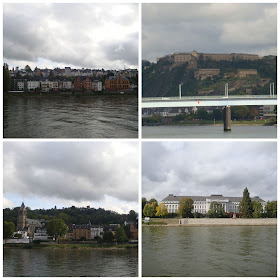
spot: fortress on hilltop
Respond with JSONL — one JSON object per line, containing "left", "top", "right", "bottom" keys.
{"left": 157, "top": 50, "right": 260, "bottom": 69}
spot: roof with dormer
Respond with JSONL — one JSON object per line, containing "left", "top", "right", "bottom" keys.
{"left": 162, "top": 194, "right": 265, "bottom": 203}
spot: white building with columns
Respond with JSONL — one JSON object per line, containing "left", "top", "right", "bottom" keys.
{"left": 162, "top": 194, "right": 266, "bottom": 214}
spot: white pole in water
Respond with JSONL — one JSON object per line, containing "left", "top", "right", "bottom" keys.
{"left": 179, "top": 84, "right": 182, "bottom": 99}
{"left": 270, "top": 83, "right": 272, "bottom": 96}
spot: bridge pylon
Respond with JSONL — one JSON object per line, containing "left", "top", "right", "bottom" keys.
{"left": 223, "top": 106, "right": 231, "bottom": 131}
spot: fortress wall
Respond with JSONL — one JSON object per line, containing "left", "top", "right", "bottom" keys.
{"left": 173, "top": 52, "right": 259, "bottom": 62}
{"left": 194, "top": 69, "right": 220, "bottom": 80}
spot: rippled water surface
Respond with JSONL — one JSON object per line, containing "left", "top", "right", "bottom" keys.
{"left": 4, "top": 95, "right": 138, "bottom": 138}
{"left": 4, "top": 248, "right": 138, "bottom": 277}
{"left": 142, "top": 226, "right": 277, "bottom": 277}
{"left": 142, "top": 125, "right": 276, "bottom": 138}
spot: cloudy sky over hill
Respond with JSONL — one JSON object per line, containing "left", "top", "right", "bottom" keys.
{"left": 4, "top": 3, "right": 138, "bottom": 70}
{"left": 4, "top": 142, "right": 139, "bottom": 214}
{"left": 143, "top": 3, "right": 277, "bottom": 62}
{"left": 142, "top": 142, "right": 277, "bottom": 203}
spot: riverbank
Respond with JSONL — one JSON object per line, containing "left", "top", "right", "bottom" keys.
{"left": 143, "top": 119, "right": 276, "bottom": 127}
{"left": 143, "top": 218, "right": 277, "bottom": 226}
{"left": 5, "top": 91, "right": 137, "bottom": 97}
{"left": 4, "top": 243, "right": 138, "bottom": 250}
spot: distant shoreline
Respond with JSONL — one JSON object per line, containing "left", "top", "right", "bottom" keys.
{"left": 143, "top": 121, "right": 276, "bottom": 127}
{"left": 4, "top": 91, "right": 138, "bottom": 97}
{"left": 4, "top": 243, "right": 138, "bottom": 250}
{"left": 143, "top": 218, "right": 277, "bottom": 227}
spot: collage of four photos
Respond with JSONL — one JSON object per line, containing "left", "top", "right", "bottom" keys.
{"left": 2, "top": 2, "right": 277, "bottom": 278}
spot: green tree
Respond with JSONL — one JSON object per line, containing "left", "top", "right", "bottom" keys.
{"left": 265, "top": 201, "right": 277, "bottom": 218}
{"left": 123, "top": 225, "right": 132, "bottom": 240}
{"left": 115, "top": 227, "right": 128, "bottom": 242}
{"left": 143, "top": 203, "right": 156, "bottom": 217}
{"left": 197, "top": 108, "right": 209, "bottom": 120}
{"left": 252, "top": 201, "right": 263, "bottom": 218}
{"left": 207, "top": 202, "right": 225, "bottom": 218}
{"left": 177, "top": 198, "right": 194, "bottom": 218}
{"left": 58, "top": 213, "right": 70, "bottom": 224}
{"left": 24, "top": 65, "right": 32, "bottom": 73}
{"left": 249, "top": 107, "right": 259, "bottom": 120}
{"left": 4, "top": 221, "right": 15, "bottom": 239}
{"left": 143, "top": 204, "right": 151, "bottom": 217}
{"left": 46, "top": 218, "right": 68, "bottom": 240}
{"left": 155, "top": 203, "right": 168, "bottom": 217}
{"left": 128, "top": 210, "right": 137, "bottom": 222}
{"left": 142, "top": 197, "right": 147, "bottom": 211}
{"left": 149, "top": 198, "right": 158, "bottom": 205}
{"left": 232, "top": 106, "right": 250, "bottom": 120}
{"left": 3, "top": 65, "right": 11, "bottom": 93}
{"left": 213, "top": 109, "right": 223, "bottom": 120}
{"left": 103, "top": 231, "right": 114, "bottom": 242}
{"left": 239, "top": 187, "right": 253, "bottom": 218}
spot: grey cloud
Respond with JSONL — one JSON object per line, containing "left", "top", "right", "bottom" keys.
{"left": 102, "top": 33, "right": 138, "bottom": 67}
{"left": 4, "top": 142, "right": 138, "bottom": 204}
{"left": 142, "top": 3, "right": 276, "bottom": 62}
{"left": 3, "top": 3, "right": 138, "bottom": 69}
{"left": 142, "top": 142, "right": 276, "bottom": 202}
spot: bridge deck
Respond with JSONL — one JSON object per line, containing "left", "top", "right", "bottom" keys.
{"left": 142, "top": 95, "right": 277, "bottom": 108}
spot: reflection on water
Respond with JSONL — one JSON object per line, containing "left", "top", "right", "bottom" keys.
{"left": 142, "top": 125, "right": 276, "bottom": 138}
{"left": 4, "top": 248, "right": 138, "bottom": 277}
{"left": 4, "top": 95, "right": 138, "bottom": 138}
{"left": 142, "top": 226, "right": 276, "bottom": 277}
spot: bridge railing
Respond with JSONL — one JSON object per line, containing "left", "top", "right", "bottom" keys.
{"left": 142, "top": 95, "right": 277, "bottom": 101}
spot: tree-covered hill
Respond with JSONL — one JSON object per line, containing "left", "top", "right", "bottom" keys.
{"left": 142, "top": 56, "right": 276, "bottom": 97}
{"left": 4, "top": 206, "right": 137, "bottom": 226}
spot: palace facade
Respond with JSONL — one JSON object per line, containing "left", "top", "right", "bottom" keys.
{"left": 162, "top": 194, "right": 266, "bottom": 214}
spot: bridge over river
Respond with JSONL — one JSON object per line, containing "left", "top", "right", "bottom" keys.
{"left": 142, "top": 95, "right": 277, "bottom": 131}
{"left": 142, "top": 95, "right": 277, "bottom": 108}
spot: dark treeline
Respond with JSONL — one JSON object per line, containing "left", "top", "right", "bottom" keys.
{"left": 4, "top": 206, "right": 137, "bottom": 226}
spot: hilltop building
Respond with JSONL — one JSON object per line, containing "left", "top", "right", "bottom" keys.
{"left": 162, "top": 194, "right": 266, "bottom": 214}
{"left": 156, "top": 51, "right": 260, "bottom": 70}
{"left": 172, "top": 50, "right": 259, "bottom": 65}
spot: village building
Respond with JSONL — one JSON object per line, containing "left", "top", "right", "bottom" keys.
{"left": 72, "top": 224, "right": 91, "bottom": 240}
{"left": 105, "top": 74, "right": 130, "bottom": 91}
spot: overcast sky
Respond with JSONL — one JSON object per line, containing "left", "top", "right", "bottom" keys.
{"left": 142, "top": 142, "right": 276, "bottom": 203}
{"left": 4, "top": 142, "right": 138, "bottom": 214}
{"left": 3, "top": 3, "right": 138, "bottom": 70}
{"left": 143, "top": 3, "right": 277, "bottom": 62}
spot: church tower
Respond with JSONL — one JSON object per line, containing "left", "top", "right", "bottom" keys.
{"left": 17, "top": 202, "right": 27, "bottom": 231}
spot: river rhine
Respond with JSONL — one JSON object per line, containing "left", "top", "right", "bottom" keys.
{"left": 142, "top": 125, "right": 276, "bottom": 138}
{"left": 4, "top": 95, "right": 138, "bottom": 138}
{"left": 4, "top": 248, "right": 138, "bottom": 277}
{"left": 142, "top": 226, "right": 276, "bottom": 277}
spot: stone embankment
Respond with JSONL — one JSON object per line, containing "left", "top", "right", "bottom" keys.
{"left": 179, "top": 218, "right": 276, "bottom": 226}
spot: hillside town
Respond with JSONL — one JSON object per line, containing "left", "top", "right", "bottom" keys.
{"left": 4, "top": 64, "right": 138, "bottom": 93}
{"left": 4, "top": 203, "right": 138, "bottom": 244}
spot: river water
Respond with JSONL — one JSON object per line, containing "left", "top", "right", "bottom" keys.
{"left": 142, "top": 226, "right": 276, "bottom": 277}
{"left": 142, "top": 125, "right": 276, "bottom": 138}
{"left": 4, "top": 248, "right": 138, "bottom": 277}
{"left": 4, "top": 95, "right": 138, "bottom": 138}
